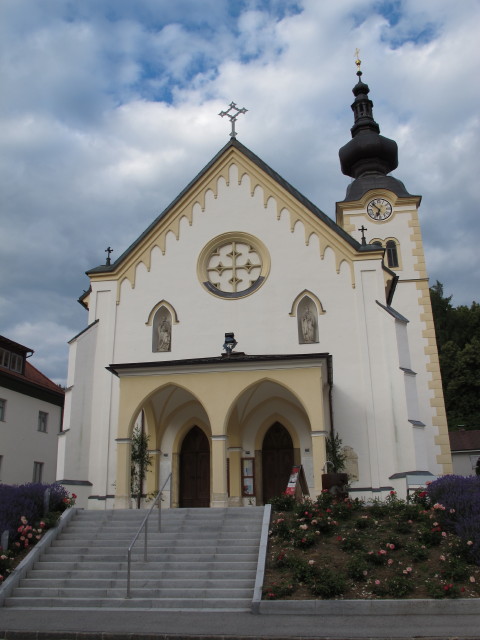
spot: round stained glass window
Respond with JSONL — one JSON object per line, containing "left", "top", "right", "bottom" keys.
{"left": 197, "top": 232, "right": 270, "bottom": 299}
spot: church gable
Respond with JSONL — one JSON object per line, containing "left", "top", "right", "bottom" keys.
{"left": 86, "top": 139, "right": 382, "bottom": 304}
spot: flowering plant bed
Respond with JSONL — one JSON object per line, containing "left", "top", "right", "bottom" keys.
{"left": 0, "top": 483, "right": 76, "bottom": 583}
{"left": 263, "top": 478, "right": 480, "bottom": 600}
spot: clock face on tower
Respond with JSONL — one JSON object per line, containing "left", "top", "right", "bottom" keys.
{"left": 367, "top": 198, "right": 393, "bottom": 221}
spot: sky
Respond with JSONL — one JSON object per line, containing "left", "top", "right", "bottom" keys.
{"left": 1, "top": 0, "right": 479, "bottom": 385}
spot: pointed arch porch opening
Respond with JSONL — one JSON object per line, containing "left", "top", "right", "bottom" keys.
{"left": 261, "top": 422, "right": 294, "bottom": 503}
{"left": 179, "top": 426, "right": 210, "bottom": 508}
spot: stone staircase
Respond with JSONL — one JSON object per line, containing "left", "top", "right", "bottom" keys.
{"left": 4, "top": 507, "right": 266, "bottom": 611}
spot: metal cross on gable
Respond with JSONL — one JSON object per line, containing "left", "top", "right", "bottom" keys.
{"left": 358, "top": 225, "right": 368, "bottom": 246}
{"left": 105, "top": 246, "right": 113, "bottom": 266}
{"left": 219, "top": 101, "right": 248, "bottom": 138}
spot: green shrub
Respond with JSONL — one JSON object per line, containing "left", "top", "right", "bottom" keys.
{"left": 263, "top": 580, "right": 295, "bottom": 599}
{"left": 386, "top": 575, "right": 414, "bottom": 598}
{"left": 308, "top": 567, "right": 346, "bottom": 598}
{"left": 346, "top": 555, "right": 369, "bottom": 581}
{"left": 404, "top": 541, "right": 429, "bottom": 562}
{"left": 340, "top": 534, "right": 365, "bottom": 552}
{"left": 268, "top": 494, "right": 296, "bottom": 512}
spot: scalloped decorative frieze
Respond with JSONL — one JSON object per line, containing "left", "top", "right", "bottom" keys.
{"left": 89, "top": 148, "right": 359, "bottom": 303}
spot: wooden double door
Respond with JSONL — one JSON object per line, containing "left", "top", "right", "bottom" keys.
{"left": 179, "top": 426, "right": 210, "bottom": 508}
{"left": 178, "top": 422, "right": 293, "bottom": 507}
{"left": 262, "top": 422, "right": 294, "bottom": 504}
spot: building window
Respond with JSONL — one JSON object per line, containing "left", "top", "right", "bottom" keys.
{"left": 0, "top": 347, "right": 24, "bottom": 373}
{"left": 386, "top": 240, "right": 399, "bottom": 268}
{"left": 0, "top": 348, "right": 10, "bottom": 368}
{"left": 33, "top": 461, "right": 44, "bottom": 483}
{"left": 0, "top": 399, "right": 5, "bottom": 421}
{"left": 38, "top": 411, "right": 48, "bottom": 433}
{"left": 10, "top": 353, "right": 22, "bottom": 373}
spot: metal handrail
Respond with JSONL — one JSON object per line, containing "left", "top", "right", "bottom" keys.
{"left": 126, "top": 473, "right": 171, "bottom": 598}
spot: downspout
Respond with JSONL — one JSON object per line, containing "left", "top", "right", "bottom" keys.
{"left": 327, "top": 355, "right": 335, "bottom": 439}
{"left": 137, "top": 410, "right": 145, "bottom": 510}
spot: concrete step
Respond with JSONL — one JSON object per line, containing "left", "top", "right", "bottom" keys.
{"left": 40, "top": 552, "right": 258, "bottom": 563}
{"left": 20, "top": 577, "right": 255, "bottom": 589}
{"left": 61, "top": 528, "right": 262, "bottom": 538}
{"left": 26, "top": 569, "right": 256, "bottom": 581}
{"left": 4, "top": 596, "right": 252, "bottom": 610}
{"left": 10, "top": 587, "right": 253, "bottom": 599}
{"left": 51, "top": 538, "right": 260, "bottom": 548}
{"left": 33, "top": 560, "right": 258, "bottom": 572}
{"left": 5, "top": 506, "right": 266, "bottom": 611}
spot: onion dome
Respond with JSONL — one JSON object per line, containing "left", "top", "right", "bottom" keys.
{"left": 338, "top": 56, "right": 411, "bottom": 200}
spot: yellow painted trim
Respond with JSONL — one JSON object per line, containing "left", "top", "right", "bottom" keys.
{"left": 254, "top": 414, "right": 300, "bottom": 451}
{"left": 145, "top": 300, "right": 180, "bottom": 326}
{"left": 88, "top": 147, "right": 388, "bottom": 303}
{"left": 416, "top": 279, "right": 452, "bottom": 474}
{"left": 289, "top": 290, "right": 326, "bottom": 317}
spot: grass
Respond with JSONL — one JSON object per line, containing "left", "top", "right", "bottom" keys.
{"left": 263, "top": 490, "right": 480, "bottom": 600}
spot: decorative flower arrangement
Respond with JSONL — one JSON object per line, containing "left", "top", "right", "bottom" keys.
{"left": 263, "top": 477, "right": 480, "bottom": 600}
{"left": 0, "top": 483, "right": 77, "bottom": 584}
{"left": 15, "top": 516, "right": 46, "bottom": 549}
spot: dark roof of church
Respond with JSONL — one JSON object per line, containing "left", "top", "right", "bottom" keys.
{"left": 449, "top": 430, "right": 480, "bottom": 452}
{"left": 87, "top": 138, "right": 381, "bottom": 276}
{"left": 341, "top": 174, "right": 414, "bottom": 201}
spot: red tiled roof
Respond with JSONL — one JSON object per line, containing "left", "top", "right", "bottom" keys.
{"left": 449, "top": 430, "right": 480, "bottom": 452}
{"left": 24, "top": 361, "right": 64, "bottom": 393}
{"left": 0, "top": 360, "right": 64, "bottom": 396}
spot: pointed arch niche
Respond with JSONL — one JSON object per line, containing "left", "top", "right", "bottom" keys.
{"left": 290, "top": 291, "right": 325, "bottom": 345}
{"left": 145, "top": 301, "right": 179, "bottom": 353}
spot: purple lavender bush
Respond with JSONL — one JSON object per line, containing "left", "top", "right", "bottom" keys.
{"left": 427, "top": 475, "right": 480, "bottom": 564}
{"left": 0, "top": 482, "right": 70, "bottom": 541}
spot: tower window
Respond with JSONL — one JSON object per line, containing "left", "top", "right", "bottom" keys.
{"left": 386, "top": 240, "right": 399, "bottom": 268}
{"left": 0, "top": 399, "right": 5, "bottom": 422}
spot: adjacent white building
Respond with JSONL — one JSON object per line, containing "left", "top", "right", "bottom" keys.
{"left": 0, "top": 336, "right": 64, "bottom": 485}
{"left": 449, "top": 431, "right": 480, "bottom": 476}
{"left": 57, "top": 70, "right": 452, "bottom": 509}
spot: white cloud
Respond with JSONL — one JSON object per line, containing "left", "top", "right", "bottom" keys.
{"left": 0, "top": 0, "right": 479, "bottom": 382}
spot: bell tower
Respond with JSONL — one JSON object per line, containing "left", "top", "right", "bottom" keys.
{"left": 336, "top": 54, "right": 452, "bottom": 476}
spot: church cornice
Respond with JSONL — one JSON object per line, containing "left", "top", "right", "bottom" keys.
{"left": 107, "top": 352, "right": 333, "bottom": 382}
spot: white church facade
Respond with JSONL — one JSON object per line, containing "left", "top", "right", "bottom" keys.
{"left": 57, "top": 69, "right": 452, "bottom": 509}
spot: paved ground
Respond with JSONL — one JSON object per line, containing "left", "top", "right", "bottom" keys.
{"left": 1, "top": 607, "right": 480, "bottom": 639}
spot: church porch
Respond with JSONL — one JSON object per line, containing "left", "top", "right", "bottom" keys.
{"left": 107, "top": 353, "right": 332, "bottom": 509}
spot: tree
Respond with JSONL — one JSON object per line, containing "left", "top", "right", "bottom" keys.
{"left": 325, "top": 433, "right": 347, "bottom": 473}
{"left": 430, "top": 283, "right": 480, "bottom": 429}
{"left": 130, "top": 419, "right": 152, "bottom": 509}
{"left": 443, "top": 337, "right": 480, "bottom": 428}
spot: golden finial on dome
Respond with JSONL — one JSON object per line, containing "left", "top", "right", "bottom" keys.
{"left": 355, "top": 48, "right": 362, "bottom": 76}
